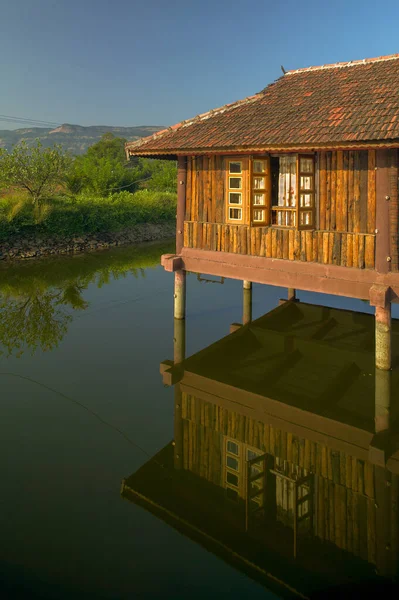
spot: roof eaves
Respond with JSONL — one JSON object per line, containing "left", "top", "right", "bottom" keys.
{"left": 125, "top": 93, "right": 263, "bottom": 153}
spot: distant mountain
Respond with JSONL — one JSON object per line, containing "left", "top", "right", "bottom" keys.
{"left": 0, "top": 124, "right": 164, "bottom": 155}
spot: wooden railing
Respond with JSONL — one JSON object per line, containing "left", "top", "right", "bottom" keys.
{"left": 183, "top": 221, "right": 375, "bottom": 269}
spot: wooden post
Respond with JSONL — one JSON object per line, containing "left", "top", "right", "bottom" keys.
{"left": 173, "top": 317, "right": 185, "bottom": 471}
{"left": 176, "top": 156, "right": 187, "bottom": 255}
{"left": 288, "top": 288, "right": 296, "bottom": 302}
{"left": 174, "top": 317, "right": 186, "bottom": 366}
{"left": 375, "top": 304, "right": 391, "bottom": 371}
{"left": 375, "top": 150, "right": 392, "bottom": 273}
{"left": 174, "top": 270, "right": 186, "bottom": 320}
{"left": 375, "top": 368, "right": 391, "bottom": 433}
{"left": 243, "top": 280, "right": 252, "bottom": 325}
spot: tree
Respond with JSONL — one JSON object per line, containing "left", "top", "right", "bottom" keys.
{"left": 86, "top": 133, "right": 128, "bottom": 162}
{"left": 0, "top": 140, "right": 72, "bottom": 204}
{"left": 141, "top": 159, "right": 177, "bottom": 192}
{"left": 65, "top": 134, "right": 141, "bottom": 196}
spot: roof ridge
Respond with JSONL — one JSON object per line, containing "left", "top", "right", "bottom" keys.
{"left": 286, "top": 53, "right": 399, "bottom": 75}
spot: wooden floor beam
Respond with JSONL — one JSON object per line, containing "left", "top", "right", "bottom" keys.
{"left": 162, "top": 248, "right": 399, "bottom": 302}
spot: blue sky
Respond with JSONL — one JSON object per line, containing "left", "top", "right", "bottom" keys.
{"left": 1, "top": 0, "right": 399, "bottom": 129}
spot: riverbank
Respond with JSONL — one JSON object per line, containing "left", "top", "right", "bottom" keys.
{"left": 0, "top": 222, "right": 176, "bottom": 260}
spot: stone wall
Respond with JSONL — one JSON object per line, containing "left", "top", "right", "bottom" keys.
{"left": 0, "top": 222, "right": 176, "bottom": 261}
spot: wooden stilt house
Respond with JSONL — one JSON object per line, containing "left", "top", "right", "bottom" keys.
{"left": 126, "top": 54, "right": 399, "bottom": 369}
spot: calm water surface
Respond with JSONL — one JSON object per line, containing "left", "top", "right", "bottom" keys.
{"left": 0, "top": 240, "right": 398, "bottom": 599}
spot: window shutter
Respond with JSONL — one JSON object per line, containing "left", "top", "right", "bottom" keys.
{"left": 250, "top": 155, "right": 271, "bottom": 226}
{"left": 297, "top": 154, "right": 316, "bottom": 230}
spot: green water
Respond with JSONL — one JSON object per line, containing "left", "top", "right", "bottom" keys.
{"left": 0, "top": 240, "right": 397, "bottom": 599}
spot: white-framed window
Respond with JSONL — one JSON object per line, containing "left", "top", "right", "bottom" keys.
{"left": 226, "top": 159, "right": 246, "bottom": 223}
{"left": 224, "top": 438, "right": 241, "bottom": 502}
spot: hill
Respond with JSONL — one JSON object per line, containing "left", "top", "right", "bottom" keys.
{"left": 0, "top": 124, "right": 164, "bottom": 155}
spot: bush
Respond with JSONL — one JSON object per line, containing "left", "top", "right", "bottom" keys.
{"left": 0, "top": 190, "right": 177, "bottom": 240}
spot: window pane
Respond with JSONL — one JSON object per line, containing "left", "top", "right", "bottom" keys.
{"left": 273, "top": 208, "right": 296, "bottom": 227}
{"left": 253, "top": 177, "right": 265, "bottom": 189}
{"left": 229, "top": 192, "right": 242, "bottom": 205}
{"left": 227, "top": 456, "right": 239, "bottom": 470}
{"left": 253, "top": 193, "right": 265, "bottom": 205}
{"left": 300, "top": 211, "right": 312, "bottom": 225}
{"left": 253, "top": 160, "right": 265, "bottom": 173}
{"left": 253, "top": 209, "right": 265, "bottom": 222}
{"left": 227, "top": 441, "right": 239, "bottom": 455}
{"left": 300, "top": 176, "right": 312, "bottom": 190}
{"left": 229, "top": 161, "right": 242, "bottom": 174}
{"left": 229, "top": 177, "right": 242, "bottom": 189}
{"left": 229, "top": 207, "right": 242, "bottom": 220}
{"left": 300, "top": 158, "right": 314, "bottom": 173}
{"left": 226, "top": 472, "right": 239, "bottom": 486}
{"left": 300, "top": 194, "right": 312, "bottom": 207}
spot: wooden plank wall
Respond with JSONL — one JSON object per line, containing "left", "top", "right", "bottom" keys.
{"left": 183, "top": 222, "right": 375, "bottom": 269}
{"left": 185, "top": 156, "right": 225, "bottom": 223}
{"left": 185, "top": 151, "right": 376, "bottom": 234}
{"left": 182, "top": 392, "right": 377, "bottom": 564}
{"left": 319, "top": 150, "right": 376, "bottom": 234}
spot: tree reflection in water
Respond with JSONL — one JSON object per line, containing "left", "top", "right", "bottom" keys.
{"left": 0, "top": 240, "right": 173, "bottom": 356}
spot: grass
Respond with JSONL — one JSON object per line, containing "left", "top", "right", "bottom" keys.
{"left": 0, "top": 190, "right": 177, "bottom": 241}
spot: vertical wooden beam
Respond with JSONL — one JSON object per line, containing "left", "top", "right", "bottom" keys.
{"left": 367, "top": 149, "right": 376, "bottom": 233}
{"left": 374, "top": 368, "right": 391, "bottom": 434}
{"left": 177, "top": 157, "right": 187, "bottom": 255}
{"left": 389, "top": 149, "right": 399, "bottom": 271}
{"left": 243, "top": 280, "right": 252, "bottom": 325}
{"left": 287, "top": 288, "right": 296, "bottom": 301}
{"left": 174, "top": 270, "right": 186, "bottom": 320}
{"left": 375, "top": 150, "right": 392, "bottom": 273}
{"left": 173, "top": 317, "right": 186, "bottom": 366}
{"left": 173, "top": 316, "right": 186, "bottom": 471}
{"left": 319, "top": 152, "right": 327, "bottom": 230}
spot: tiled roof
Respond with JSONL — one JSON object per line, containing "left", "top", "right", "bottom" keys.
{"left": 126, "top": 54, "right": 399, "bottom": 157}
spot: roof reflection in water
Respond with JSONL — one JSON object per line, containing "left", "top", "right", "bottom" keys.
{"left": 122, "top": 301, "right": 399, "bottom": 598}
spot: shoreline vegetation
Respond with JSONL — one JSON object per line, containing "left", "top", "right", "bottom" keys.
{"left": 0, "top": 239, "right": 175, "bottom": 355}
{"left": 0, "top": 134, "right": 177, "bottom": 261}
{"left": 0, "top": 191, "right": 176, "bottom": 260}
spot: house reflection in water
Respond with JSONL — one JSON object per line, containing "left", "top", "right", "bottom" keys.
{"left": 121, "top": 300, "right": 399, "bottom": 598}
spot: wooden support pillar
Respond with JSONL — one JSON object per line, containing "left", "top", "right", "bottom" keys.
{"left": 176, "top": 157, "right": 186, "bottom": 255}
{"left": 287, "top": 288, "right": 296, "bottom": 302}
{"left": 243, "top": 280, "right": 252, "bottom": 325}
{"left": 174, "top": 270, "right": 186, "bottom": 320}
{"left": 370, "top": 367, "right": 392, "bottom": 465}
{"left": 376, "top": 304, "right": 391, "bottom": 371}
{"left": 174, "top": 385, "right": 183, "bottom": 470}
{"left": 173, "top": 315, "right": 185, "bottom": 470}
{"left": 375, "top": 368, "right": 391, "bottom": 433}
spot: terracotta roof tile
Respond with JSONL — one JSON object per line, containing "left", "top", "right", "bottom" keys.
{"left": 126, "top": 55, "right": 399, "bottom": 156}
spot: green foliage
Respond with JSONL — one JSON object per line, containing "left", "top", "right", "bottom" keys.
{"left": 0, "top": 140, "right": 72, "bottom": 204}
{"left": 0, "top": 190, "right": 176, "bottom": 240}
{"left": 86, "top": 132, "right": 127, "bottom": 162}
{"left": 64, "top": 134, "right": 177, "bottom": 196}
{"left": 139, "top": 158, "right": 177, "bottom": 192}
{"left": 0, "top": 239, "right": 174, "bottom": 356}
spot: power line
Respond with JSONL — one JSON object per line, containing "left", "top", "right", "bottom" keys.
{"left": 0, "top": 114, "right": 62, "bottom": 127}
